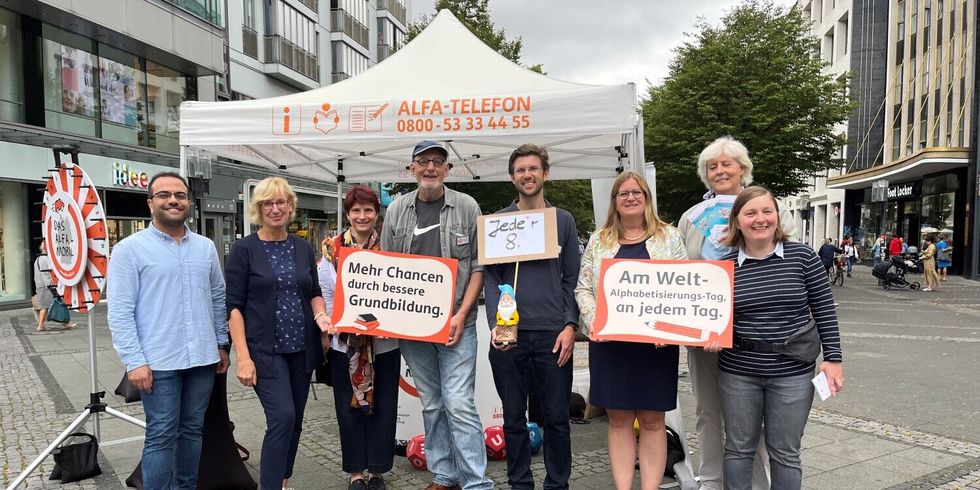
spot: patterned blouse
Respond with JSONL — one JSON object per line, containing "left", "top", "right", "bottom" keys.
{"left": 261, "top": 239, "right": 306, "bottom": 353}
{"left": 574, "top": 226, "right": 688, "bottom": 337}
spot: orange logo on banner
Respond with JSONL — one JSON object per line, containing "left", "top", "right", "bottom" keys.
{"left": 313, "top": 103, "right": 341, "bottom": 135}
{"left": 272, "top": 105, "right": 302, "bottom": 135}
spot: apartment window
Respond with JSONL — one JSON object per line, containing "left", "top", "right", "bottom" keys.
{"left": 0, "top": 7, "right": 24, "bottom": 123}
{"left": 145, "top": 61, "right": 193, "bottom": 153}
{"left": 813, "top": 0, "right": 823, "bottom": 23}
{"left": 898, "top": 0, "right": 906, "bottom": 41}
{"left": 924, "top": 0, "right": 931, "bottom": 26}
{"left": 244, "top": 0, "right": 256, "bottom": 28}
{"left": 837, "top": 13, "right": 849, "bottom": 56}
{"left": 919, "top": 94, "right": 928, "bottom": 147}
{"left": 957, "top": 77, "right": 965, "bottom": 144}
{"left": 922, "top": 50, "right": 930, "bottom": 93}
{"left": 907, "top": 97, "right": 915, "bottom": 153}
{"left": 946, "top": 90, "right": 954, "bottom": 144}
{"left": 331, "top": 40, "right": 367, "bottom": 81}
{"left": 911, "top": 0, "right": 918, "bottom": 31}
{"left": 895, "top": 63, "right": 904, "bottom": 100}
{"left": 937, "top": 0, "right": 944, "bottom": 45}
{"left": 823, "top": 29, "right": 834, "bottom": 62}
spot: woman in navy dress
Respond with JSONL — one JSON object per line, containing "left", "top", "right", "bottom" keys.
{"left": 575, "top": 171, "right": 688, "bottom": 490}
{"left": 226, "top": 177, "right": 331, "bottom": 490}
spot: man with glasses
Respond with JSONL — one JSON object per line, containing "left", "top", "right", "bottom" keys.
{"left": 381, "top": 141, "right": 492, "bottom": 490}
{"left": 483, "top": 144, "right": 580, "bottom": 489}
{"left": 107, "top": 172, "right": 229, "bottom": 490}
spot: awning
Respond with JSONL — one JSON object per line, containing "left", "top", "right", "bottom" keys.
{"left": 827, "top": 149, "right": 970, "bottom": 190}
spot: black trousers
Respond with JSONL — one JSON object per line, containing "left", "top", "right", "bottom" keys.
{"left": 331, "top": 348, "right": 401, "bottom": 474}
{"left": 489, "top": 329, "right": 573, "bottom": 490}
{"left": 252, "top": 352, "right": 310, "bottom": 490}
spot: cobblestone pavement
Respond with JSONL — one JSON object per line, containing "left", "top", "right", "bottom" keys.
{"left": 3, "top": 266, "right": 980, "bottom": 488}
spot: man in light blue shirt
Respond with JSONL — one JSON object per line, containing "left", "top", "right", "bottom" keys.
{"left": 107, "top": 172, "right": 229, "bottom": 490}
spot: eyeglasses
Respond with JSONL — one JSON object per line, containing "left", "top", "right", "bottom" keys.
{"left": 261, "top": 199, "right": 292, "bottom": 210}
{"left": 151, "top": 191, "right": 189, "bottom": 201}
{"left": 413, "top": 157, "right": 448, "bottom": 168}
{"left": 616, "top": 190, "right": 644, "bottom": 200}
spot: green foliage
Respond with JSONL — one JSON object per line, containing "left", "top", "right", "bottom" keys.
{"left": 642, "top": 0, "right": 853, "bottom": 222}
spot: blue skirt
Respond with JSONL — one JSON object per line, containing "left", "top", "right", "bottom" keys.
{"left": 588, "top": 340, "right": 678, "bottom": 411}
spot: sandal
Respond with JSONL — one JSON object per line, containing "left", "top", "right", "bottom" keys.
{"left": 63, "top": 323, "right": 77, "bottom": 330}
{"left": 37, "top": 326, "right": 46, "bottom": 332}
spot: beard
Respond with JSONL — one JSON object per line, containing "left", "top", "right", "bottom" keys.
{"left": 154, "top": 206, "right": 189, "bottom": 227}
{"left": 498, "top": 300, "right": 517, "bottom": 322}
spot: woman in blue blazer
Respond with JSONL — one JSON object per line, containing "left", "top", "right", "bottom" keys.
{"left": 226, "top": 177, "right": 331, "bottom": 490}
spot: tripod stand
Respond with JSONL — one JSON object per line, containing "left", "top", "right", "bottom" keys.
{"left": 7, "top": 145, "right": 146, "bottom": 489}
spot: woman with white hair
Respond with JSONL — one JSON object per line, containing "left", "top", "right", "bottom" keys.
{"left": 676, "top": 136, "right": 794, "bottom": 489}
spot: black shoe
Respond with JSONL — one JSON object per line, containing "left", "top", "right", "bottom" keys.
{"left": 367, "top": 475, "right": 387, "bottom": 490}
{"left": 348, "top": 478, "right": 368, "bottom": 490}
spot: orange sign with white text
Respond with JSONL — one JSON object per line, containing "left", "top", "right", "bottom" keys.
{"left": 593, "top": 259, "right": 734, "bottom": 347}
{"left": 331, "top": 247, "right": 458, "bottom": 343}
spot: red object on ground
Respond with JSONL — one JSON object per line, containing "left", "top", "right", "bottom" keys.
{"left": 484, "top": 426, "right": 507, "bottom": 461}
{"left": 406, "top": 434, "right": 427, "bottom": 470}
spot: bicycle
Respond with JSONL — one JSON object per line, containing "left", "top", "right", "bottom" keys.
{"left": 829, "top": 254, "right": 845, "bottom": 286}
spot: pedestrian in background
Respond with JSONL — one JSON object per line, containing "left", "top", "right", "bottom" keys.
{"left": 107, "top": 172, "right": 230, "bottom": 490}
{"left": 920, "top": 236, "right": 939, "bottom": 292}
{"left": 936, "top": 235, "right": 952, "bottom": 281}
{"left": 872, "top": 234, "right": 886, "bottom": 267}
{"left": 843, "top": 237, "right": 858, "bottom": 277}
{"left": 225, "top": 177, "right": 331, "bottom": 490}
{"left": 713, "top": 186, "right": 843, "bottom": 490}
{"left": 575, "top": 170, "right": 686, "bottom": 490}
{"left": 319, "top": 185, "right": 400, "bottom": 490}
{"left": 33, "top": 240, "right": 75, "bottom": 331}
{"left": 676, "top": 136, "right": 776, "bottom": 490}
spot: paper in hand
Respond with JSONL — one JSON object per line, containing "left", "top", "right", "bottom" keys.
{"left": 812, "top": 371, "right": 832, "bottom": 401}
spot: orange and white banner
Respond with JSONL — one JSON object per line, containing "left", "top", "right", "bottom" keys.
{"left": 331, "top": 247, "right": 457, "bottom": 343}
{"left": 593, "top": 259, "right": 734, "bottom": 347}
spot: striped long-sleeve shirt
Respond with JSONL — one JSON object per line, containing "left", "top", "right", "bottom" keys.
{"left": 719, "top": 241, "right": 843, "bottom": 377}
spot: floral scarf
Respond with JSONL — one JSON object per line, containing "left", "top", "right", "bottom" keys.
{"left": 331, "top": 228, "right": 381, "bottom": 414}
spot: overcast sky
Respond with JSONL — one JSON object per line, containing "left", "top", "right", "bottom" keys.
{"left": 412, "top": 0, "right": 797, "bottom": 89}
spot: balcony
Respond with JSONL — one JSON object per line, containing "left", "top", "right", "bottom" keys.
{"left": 264, "top": 35, "right": 319, "bottom": 82}
{"left": 298, "top": 0, "right": 318, "bottom": 11}
{"left": 377, "top": 43, "right": 393, "bottom": 61}
{"left": 331, "top": 9, "right": 370, "bottom": 49}
{"left": 242, "top": 25, "right": 258, "bottom": 59}
{"left": 377, "top": 0, "right": 407, "bottom": 26}
{"left": 331, "top": 72, "right": 350, "bottom": 84}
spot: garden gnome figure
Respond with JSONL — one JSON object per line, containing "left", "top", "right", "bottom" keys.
{"left": 495, "top": 284, "right": 519, "bottom": 344}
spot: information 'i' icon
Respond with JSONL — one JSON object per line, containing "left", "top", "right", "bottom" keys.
{"left": 272, "top": 105, "right": 302, "bottom": 135}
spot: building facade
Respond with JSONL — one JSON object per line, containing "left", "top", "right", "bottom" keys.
{"left": 783, "top": 0, "right": 852, "bottom": 247}
{"left": 0, "top": 0, "right": 410, "bottom": 309}
{"left": 828, "top": 0, "right": 976, "bottom": 276}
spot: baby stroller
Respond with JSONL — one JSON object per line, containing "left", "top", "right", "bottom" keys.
{"left": 901, "top": 246, "right": 924, "bottom": 274}
{"left": 872, "top": 256, "right": 921, "bottom": 290}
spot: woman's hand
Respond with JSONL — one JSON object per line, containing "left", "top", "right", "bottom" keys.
{"left": 703, "top": 339, "right": 724, "bottom": 353}
{"left": 819, "top": 361, "right": 844, "bottom": 396}
{"left": 315, "top": 314, "right": 338, "bottom": 335}
{"left": 237, "top": 358, "right": 257, "bottom": 387}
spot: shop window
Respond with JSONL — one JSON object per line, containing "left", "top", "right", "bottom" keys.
{"left": 42, "top": 25, "right": 98, "bottom": 137}
{"left": 0, "top": 7, "right": 24, "bottom": 123}
{"left": 0, "top": 182, "right": 29, "bottom": 304}
{"left": 145, "top": 61, "right": 193, "bottom": 153}
{"left": 99, "top": 44, "right": 146, "bottom": 146}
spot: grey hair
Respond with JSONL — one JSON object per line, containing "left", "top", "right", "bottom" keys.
{"left": 696, "top": 136, "right": 754, "bottom": 190}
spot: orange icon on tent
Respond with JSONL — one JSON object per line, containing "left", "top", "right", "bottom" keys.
{"left": 314, "top": 103, "right": 341, "bottom": 135}
{"left": 272, "top": 105, "right": 302, "bottom": 135}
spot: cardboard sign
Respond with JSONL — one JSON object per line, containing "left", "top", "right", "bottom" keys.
{"left": 331, "top": 247, "right": 457, "bottom": 342}
{"left": 593, "top": 259, "right": 734, "bottom": 347}
{"left": 477, "top": 207, "right": 559, "bottom": 265}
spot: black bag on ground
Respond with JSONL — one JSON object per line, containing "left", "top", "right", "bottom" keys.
{"left": 114, "top": 372, "right": 141, "bottom": 403}
{"left": 663, "top": 426, "right": 686, "bottom": 477}
{"left": 49, "top": 432, "right": 102, "bottom": 483}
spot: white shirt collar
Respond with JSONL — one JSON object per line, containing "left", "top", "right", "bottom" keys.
{"left": 737, "top": 241, "right": 784, "bottom": 266}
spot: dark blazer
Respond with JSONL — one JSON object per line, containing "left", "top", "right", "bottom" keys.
{"left": 225, "top": 233, "right": 324, "bottom": 379}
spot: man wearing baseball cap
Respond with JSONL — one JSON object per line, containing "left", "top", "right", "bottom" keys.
{"left": 381, "top": 141, "right": 492, "bottom": 490}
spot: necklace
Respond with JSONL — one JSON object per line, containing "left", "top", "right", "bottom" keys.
{"left": 622, "top": 230, "right": 646, "bottom": 241}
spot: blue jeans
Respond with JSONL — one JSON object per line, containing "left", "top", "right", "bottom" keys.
{"left": 399, "top": 325, "right": 493, "bottom": 489}
{"left": 140, "top": 364, "right": 215, "bottom": 490}
{"left": 718, "top": 371, "right": 814, "bottom": 490}
{"left": 253, "top": 351, "right": 311, "bottom": 490}
{"left": 489, "top": 329, "right": 572, "bottom": 489}
{"left": 846, "top": 256, "right": 855, "bottom": 273}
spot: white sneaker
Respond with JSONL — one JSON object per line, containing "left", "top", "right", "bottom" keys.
{"left": 922, "top": 288, "right": 932, "bottom": 292}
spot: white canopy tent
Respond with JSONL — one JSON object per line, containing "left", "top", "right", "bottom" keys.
{"left": 178, "top": 9, "right": 642, "bottom": 197}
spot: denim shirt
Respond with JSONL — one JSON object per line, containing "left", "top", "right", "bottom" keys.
{"left": 107, "top": 224, "right": 228, "bottom": 372}
{"left": 380, "top": 186, "right": 483, "bottom": 327}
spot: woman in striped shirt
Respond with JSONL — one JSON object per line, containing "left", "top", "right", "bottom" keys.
{"left": 712, "top": 186, "right": 844, "bottom": 490}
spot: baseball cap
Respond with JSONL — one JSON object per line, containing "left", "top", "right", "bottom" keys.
{"left": 412, "top": 140, "right": 449, "bottom": 159}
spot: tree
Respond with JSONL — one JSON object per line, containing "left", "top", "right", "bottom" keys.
{"left": 394, "top": 0, "right": 596, "bottom": 232}
{"left": 642, "top": 0, "right": 853, "bottom": 222}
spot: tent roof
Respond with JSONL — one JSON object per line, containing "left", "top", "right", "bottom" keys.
{"left": 179, "top": 10, "right": 640, "bottom": 183}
